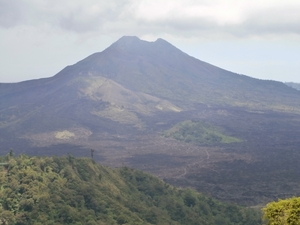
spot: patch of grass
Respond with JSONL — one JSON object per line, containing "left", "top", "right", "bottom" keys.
{"left": 163, "top": 120, "right": 242, "bottom": 145}
{"left": 91, "top": 105, "right": 144, "bottom": 128}
{"left": 55, "top": 130, "right": 75, "bottom": 140}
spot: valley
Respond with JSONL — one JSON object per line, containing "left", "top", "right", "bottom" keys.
{"left": 2, "top": 103, "right": 300, "bottom": 207}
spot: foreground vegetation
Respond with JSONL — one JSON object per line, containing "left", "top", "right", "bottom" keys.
{"left": 163, "top": 120, "right": 242, "bottom": 145}
{"left": 0, "top": 153, "right": 260, "bottom": 225}
{"left": 263, "top": 197, "right": 300, "bottom": 225}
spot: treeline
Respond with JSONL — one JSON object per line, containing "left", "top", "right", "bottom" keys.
{"left": 0, "top": 154, "right": 261, "bottom": 224}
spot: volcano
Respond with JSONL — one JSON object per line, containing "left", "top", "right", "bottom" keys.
{"left": 1, "top": 36, "right": 300, "bottom": 206}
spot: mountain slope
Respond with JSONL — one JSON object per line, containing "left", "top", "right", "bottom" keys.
{"left": 0, "top": 154, "right": 261, "bottom": 225}
{"left": 52, "top": 36, "right": 300, "bottom": 110}
{"left": 0, "top": 63, "right": 180, "bottom": 136}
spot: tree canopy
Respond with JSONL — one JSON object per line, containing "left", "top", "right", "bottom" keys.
{"left": 263, "top": 197, "right": 300, "bottom": 225}
{"left": 0, "top": 154, "right": 261, "bottom": 225}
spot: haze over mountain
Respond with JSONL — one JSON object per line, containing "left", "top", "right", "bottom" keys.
{"left": 286, "top": 82, "right": 300, "bottom": 91}
{"left": 1, "top": 36, "right": 300, "bottom": 206}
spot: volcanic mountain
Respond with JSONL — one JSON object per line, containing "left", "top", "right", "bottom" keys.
{"left": 1, "top": 36, "right": 300, "bottom": 206}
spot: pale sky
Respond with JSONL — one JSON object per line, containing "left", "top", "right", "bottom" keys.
{"left": 0, "top": 0, "right": 300, "bottom": 83}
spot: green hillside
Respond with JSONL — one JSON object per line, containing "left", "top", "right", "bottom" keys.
{"left": 0, "top": 154, "right": 261, "bottom": 225}
{"left": 163, "top": 120, "right": 242, "bottom": 145}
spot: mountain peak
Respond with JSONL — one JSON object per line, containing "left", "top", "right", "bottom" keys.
{"left": 116, "top": 36, "right": 170, "bottom": 45}
{"left": 110, "top": 36, "right": 145, "bottom": 49}
{"left": 116, "top": 36, "right": 141, "bottom": 44}
{"left": 154, "top": 38, "right": 168, "bottom": 43}
{"left": 110, "top": 36, "right": 173, "bottom": 49}
{"left": 105, "top": 36, "right": 182, "bottom": 58}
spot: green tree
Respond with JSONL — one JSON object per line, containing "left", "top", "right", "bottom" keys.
{"left": 262, "top": 197, "right": 300, "bottom": 225}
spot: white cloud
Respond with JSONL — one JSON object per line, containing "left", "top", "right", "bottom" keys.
{"left": 131, "top": 0, "right": 300, "bottom": 38}
{"left": 133, "top": 0, "right": 245, "bottom": 25}
{"left": 0, "top": 0, "right": 26, "bottom": 28}
{"left": 1, "top": 0, "right": 300, "bottom": 38}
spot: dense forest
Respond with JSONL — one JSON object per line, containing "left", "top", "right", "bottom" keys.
{"left": 0, "top": 153, "right": 261, "bottom": 225}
